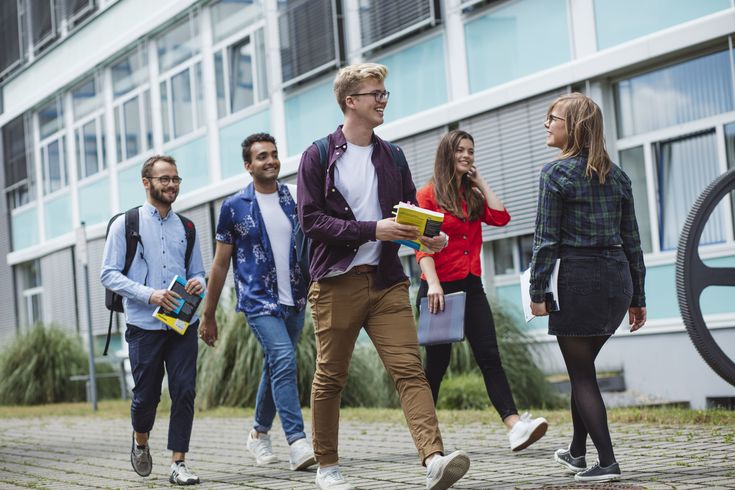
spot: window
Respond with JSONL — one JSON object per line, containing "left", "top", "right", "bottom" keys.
{"left": 3, "top": 114, "right": 34, "bottom": 209}
{"left": 489, "top": 234, "right": 534, "bottom": 276}
{"left": 111, "top": 47, "right": 152, "bottom": 162}
{"left": 71, "top": 75, "right": 106, "bottom": 179}
{"left": 0, "top": 0, "right": 22, "bottom": 78}
{"left": 726, "top": 123, "right": 735, "bottom": 235}
{"left": 358, "top": 0, "right": 438, "bottom": 54}
{"left": 29, "top": 0, "right": 58, "bottom": 53}
{"left": 38, "top": 98, "right": 67, "bottom": 195}
{"left": 156, "top": 15, "right": 204, "bottom": 142}
{"left": 17, "top": 260, "right": 43, "bottom": 327}
{"left": 63, "top": 0, "right": 96, "bottom": 28}
{"left": 614, "top": 50, "right": 734, "bottom": 138}
{"left": 619, "top": 147, "right": 653, "bottom": 253}
{"left": 656, "top": 131, "right": 726, "bottom": 251}
{"left": 210, "top": 0, "right": 262, "bottom": 44}
{"left": 278, "top": 0, "right": 343, "bottom": 86}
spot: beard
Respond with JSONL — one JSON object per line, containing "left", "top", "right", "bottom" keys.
{"left": 150, "top": 184, "right": 178, "bottom": 205}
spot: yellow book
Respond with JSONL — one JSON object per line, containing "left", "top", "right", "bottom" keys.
{"left": 392, "top": 202, "right": 444, "bottom": 253}
{"left": 152, "top": 275, "right": 205, "bottom": 335}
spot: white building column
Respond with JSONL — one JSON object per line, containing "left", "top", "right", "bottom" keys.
{"left": 442, "top": 0, "right": 469, "bottom": 100}
{"left": 569, "top": 0, "right": 597, "bottom": 59}
{"left": 199, "top": 6, "right": 222, "bottom": 184}
{"left": 264, "top": 0, "right": 287, "bottom": 148}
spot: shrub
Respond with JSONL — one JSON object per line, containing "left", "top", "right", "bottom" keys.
{"left": 436, "top": 373, "right": 489, "bottom": 410}
{"left": 0, "top": 324, "right": 121, "bottom": 405}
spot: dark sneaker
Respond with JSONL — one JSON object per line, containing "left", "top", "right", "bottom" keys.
{"left": 169, "top": 461, "right": 200, "bottom": 485}
{"left": 554, "top": 447, "right": 587, "bottom": 473}
{"left": 574, "top": 461, "right": 621, "bottom": 482}
{"left": 130, "top": 432, "right": 152, "bottom": 477}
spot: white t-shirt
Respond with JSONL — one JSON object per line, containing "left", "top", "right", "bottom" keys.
{"left": 333, "top": 142, "right": 382, "bottom": 271}
{"left": 255, "top": 188, "right": 294, "bottom": 306}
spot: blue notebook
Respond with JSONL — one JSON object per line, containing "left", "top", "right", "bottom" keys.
{"left": 417, "top": 291, "right": 466, "bottom": 346}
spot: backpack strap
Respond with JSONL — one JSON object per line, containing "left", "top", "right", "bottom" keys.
{"left": 313, "top": 137, "right": 329, "bottom": 169}
{"left": 178, "top": 214, "right": 196, "bottom": 271}
{"left": 104, "top": 206, "right": 141, "bottom": 356}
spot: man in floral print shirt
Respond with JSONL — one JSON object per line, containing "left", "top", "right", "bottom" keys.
{"left": 198, "top": 133, "right": 316, "bottom": 472}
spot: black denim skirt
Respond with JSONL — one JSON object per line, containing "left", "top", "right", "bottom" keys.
{"left": 548, "top": 246, "right": 633, "bottom": 337}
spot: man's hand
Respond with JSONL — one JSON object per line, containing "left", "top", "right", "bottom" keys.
{"left": 375, "top": 217, "right": 420, "bottom": 241}
{"left": 184, "top": 278, "right": 204, "bottom": 296}
{"left": 530, "top": 301, "right": 548, "bottom": 317}
{"left": 149, "top": 289, "right": 182, "bottom": 312}
{"left": 628, "top": 306, "right": 647, "bottom": 332}
{"left": 419, "top": 231, "right": 448, "bottom": 254}
{"left": 198, "top": 314, "right": 218, "bottom": 347}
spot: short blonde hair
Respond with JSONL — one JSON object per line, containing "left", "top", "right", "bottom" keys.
{"left": 333, "top": 63, "right": 388, "bottom": 112}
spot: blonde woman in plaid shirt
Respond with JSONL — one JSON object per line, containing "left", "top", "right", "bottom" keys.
{"left": 529, "top": 93, "right": 647, "bottom": 483}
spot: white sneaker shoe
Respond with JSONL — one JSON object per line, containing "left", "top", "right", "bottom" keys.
{"left": 246, "top": 431, "right": 279, "bottom": 465}
{"left": 169, "top": 461, "right": 200, "bottom": 485}
{"left": 426, "top": 451, "right": 470, "bottom": 490}
{"left": 315, "top": 466, "right": 355, "bottom": 489}
{"left": 509, "top": 412, "right": 548, "bottom": 451}
{"left": 289, "top": 438, "right": 316, "bottom": 471}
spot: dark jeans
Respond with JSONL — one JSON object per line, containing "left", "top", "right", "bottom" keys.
{"left": 417, "top": 274, "right": 518, "bottom": 421}
{"left": 126, "top": 321, "right": 198, "bottom": 453}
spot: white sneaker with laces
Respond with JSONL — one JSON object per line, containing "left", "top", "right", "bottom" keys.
{"left": 289, "top": 438, "right": 317, "bottom": 471}
{"left": 315, "top": 466, "right": 355, "bottom": 490}
{"left": 169, "top": 461, "right": 200, "bottom": 485}
{"left": 426, "top": 450, "right": 470, "bottom": 490}
{"left": 508, "top": 412, "right": 548, "bottom": 451}
{"left": 246, "top": 431, "right": 279, "bottom": 465}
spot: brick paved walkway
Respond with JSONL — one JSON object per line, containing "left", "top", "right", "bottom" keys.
{"left": 0, "top": 413, "right": 733, "bottom": 489}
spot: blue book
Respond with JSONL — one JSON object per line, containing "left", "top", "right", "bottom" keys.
{"left": 417, "top": 291, "right": 466, "bottom": 345}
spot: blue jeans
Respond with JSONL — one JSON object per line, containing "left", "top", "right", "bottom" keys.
{"left": 125, "top": 321, "right": 198, "bottom": 453}
{"left": 247, "top": 305, "right": 306, "bottom": 444}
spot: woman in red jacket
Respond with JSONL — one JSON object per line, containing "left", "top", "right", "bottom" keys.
{"left": 415, "top": 129, "right": 548, "bottom": 451}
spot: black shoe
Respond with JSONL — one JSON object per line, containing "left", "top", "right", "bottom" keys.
{"left": 574, "top": 461, "right": 621, "bottom": 482}
{"left": 554, "top": 447, "right": 586, "bottom": 473}
{"left": 130, "top": 432, "right": 152, "bottom": 477}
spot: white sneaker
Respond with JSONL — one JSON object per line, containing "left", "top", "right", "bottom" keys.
{"left": 169, "top": 461, "right": 200, "bottom": 485}
{"left": 246, "top": 431, "right": 279, "bottom": 465}
{"left": 426, "top": 451, "right": 470, "bottom": 490}
{"left": 315, "top": 466, "right": 355, "bottom": 489}
{"left": 289, "top": 438, "right": 317, "bottom": 471}
{"left": 508, "top": 412, "right": 548, "bottom": 451}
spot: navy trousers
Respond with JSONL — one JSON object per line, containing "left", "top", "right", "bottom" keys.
{"left": 126, "top": 321, "right": 198, "bottom": 453}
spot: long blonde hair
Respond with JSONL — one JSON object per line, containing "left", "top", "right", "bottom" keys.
{"left": 430, "top": 130, "right": 485, "bottom": 221}
{"left": 549, "top": 93, "right": 612, "bottom": 184}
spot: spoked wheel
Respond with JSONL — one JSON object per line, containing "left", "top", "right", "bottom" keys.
{"left": 676, "top": 167, "right": 735, "bottom": 387}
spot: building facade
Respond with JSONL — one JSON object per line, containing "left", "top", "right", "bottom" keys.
{"left": 1, "top": 0, "right": 734, "bottom": 408}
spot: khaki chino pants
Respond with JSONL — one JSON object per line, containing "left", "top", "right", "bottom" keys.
{"left": 308, "top": 267, "right": 444, "bottom": 465}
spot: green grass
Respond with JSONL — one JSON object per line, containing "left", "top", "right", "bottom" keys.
{"left": 1, "top": 399, "right": 734, "bottom": 427}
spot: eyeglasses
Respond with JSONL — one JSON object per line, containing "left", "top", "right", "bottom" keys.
{"left": 546, "top": 114, "right": 564, "bottom": 125}
{"left": 349, "top": 91, "right": 390, "bottom": 103}
{"left": 147, "top": 176, "right": 183, "bottom": 185}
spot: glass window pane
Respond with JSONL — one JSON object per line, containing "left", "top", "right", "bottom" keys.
{"left": 594, "top": 0, "right": 730, "bottom": 50}
{"left": 464, "top": 0, "right": 570, "bottom": 92}
{"left": 657, "top": 131, "right": 725, "bottom": 250}
{"left": 253, "top": 27, "right": 268, "bottom": 101}
{"left": 83, "top": 120, "right": 99, "bottom": 177}
{"left": 123, "top": 96, "right": 141, "bottom": 159}
{"left": 3, "top": 115, "right": 29, "bottom": 187}
{"left": 1, "top": 0, "right": 22, "bottom": 74}
{"left": 229, "top": 39, "right": 254, "bottom": 113}
{"left": 619, "top": 147, "right": 652, "bottom": 253}
{"left": 38, "top": 98, "right": 63, "bottom": 139}
{"left": 72, "top": 77, "right": 101, "bottom": 120}
{"left": 160, "top": 81, "right": 171, "bottom": 142}
{"left": 114, "top": 105, "right": 123, "bottom": 162}
{"left": 143, "top": 89, "right": 153, "bottom": 149}
{"left": 615, "top": 51, "right": 734, "bottom": 138}
{"left": 30, "top": 0, "right": 55, "bottom": 48}
{"left": 210, "top": 0, "right": 262, "bottom": 43}
{"left": 518, "top": 235, "right": 534, "bottom": 272}
{"left": 171, "top": 69, "right": 194, "bottom": 138}
{"left": 279, "top": 0, "right": 337, "bottom": 83}
{"left": 157, "top": 16, "right": 199, "bottom": 72}
{"left": 195, "top": 62, "right": 205, "bottom": 128}
{"left": 46, "top": 139, "right": 63, "bottom": 193}
{"left": 111, "top": 48, "right": 148, "bottom": 97}
{"left": 491, "top": 238, "right": 515, "bottom": 275}
{"left": 725, "top": 123, "right": 735, "bottom": 238}
{"left": 65, "top": 0, "right": 96, "bottom": 23}
{"left": 214, "top": 51, "right": 227, "bottom": 118}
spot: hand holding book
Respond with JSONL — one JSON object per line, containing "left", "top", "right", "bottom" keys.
{"left": 391, "top": 202, "right": 445, "bottom": 253}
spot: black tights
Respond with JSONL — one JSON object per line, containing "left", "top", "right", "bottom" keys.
{"left": 557, "top": 335, "right": 616, "bottom": 467}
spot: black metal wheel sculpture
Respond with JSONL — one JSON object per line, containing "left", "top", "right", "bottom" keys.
{"left": 676, "top": 167, "right": 735, "bottom": 387}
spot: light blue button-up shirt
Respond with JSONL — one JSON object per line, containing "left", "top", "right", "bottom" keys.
{"left": 100, "top": 202, "right": 206, "bottom": 331}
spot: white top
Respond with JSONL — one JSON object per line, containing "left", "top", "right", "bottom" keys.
{"left": 333, "top": 142, "right": 382, "bottom": 272}
{"left": 256, "top": 189, "right": 294, "bottom": 306}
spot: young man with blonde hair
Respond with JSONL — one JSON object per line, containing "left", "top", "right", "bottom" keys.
{"left": 298, "top": 63, "right": 470, "bottom": 490}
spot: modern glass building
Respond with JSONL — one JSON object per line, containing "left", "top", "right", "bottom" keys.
{"left": 1, "top": 0, "right": 734, "bottom": 408}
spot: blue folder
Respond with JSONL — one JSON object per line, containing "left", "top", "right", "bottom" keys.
{"left": 418, "top": 291, "right": 466, "bottom": 346}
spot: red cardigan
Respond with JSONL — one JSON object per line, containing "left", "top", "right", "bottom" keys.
{"left": 415, "top": 183, "right": 510, "bottom": 282}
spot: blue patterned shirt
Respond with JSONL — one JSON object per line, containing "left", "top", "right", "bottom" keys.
{"left": 529, "top": 154, "right": 646, "bottom": 307}
{"left": 216, "top": 182, "right": 307, "bottom": 318}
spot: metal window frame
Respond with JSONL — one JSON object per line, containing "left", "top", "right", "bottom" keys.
{"left": 30, "top": 0, "right": 59, "bottom": 54}
{"left": 64, "top": 0, "right": 96, "bottom": 26}
{"left": 357, "top": 0, "right": 439, "bottom": 55}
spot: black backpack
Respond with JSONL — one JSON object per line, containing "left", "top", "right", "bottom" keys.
{"left": 102, "top": 206, "right": 196, "bottom": 355}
